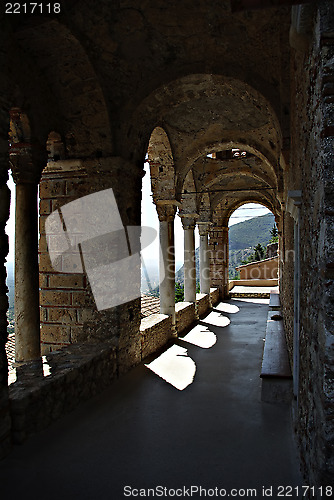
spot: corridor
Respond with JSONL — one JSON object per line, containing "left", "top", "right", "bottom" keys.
{"left": 0, "top": 299, "right": 302, "bottom": 499}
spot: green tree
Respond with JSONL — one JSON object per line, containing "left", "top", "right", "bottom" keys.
{"left": 175, "top": 283, "right": 184, "bottom": 302}
{"left": 241, "top": 243, "right": 266, "bottom": 264}
{"left": 269, "top": 225, "right": 278, "bottom": 243}
{"left": 253, "top": 243, "right": 265, "bottom": 261}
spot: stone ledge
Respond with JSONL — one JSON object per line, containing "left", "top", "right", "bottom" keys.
{"left": 140, "top": 314, "right": 173, "bottom": 360}
{"left": 196, "top": 293, "right": 211, "bottom": 317}
{"left": 260, "top": 310, "right": 292, "bottom": 403}
{"left": 210, "top": 287, "right": 220, "bottom": 305}
{"left": 140, "top": 313, "right": 168, "bottom": 330}
{"left": 9, "top": 341, "right": 118, "bottom": 444}
{"left": 175, "top": 302, "right": 196, "bottom": 334}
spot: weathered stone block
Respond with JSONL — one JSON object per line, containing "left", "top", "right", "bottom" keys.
{"left": 49, "top": 274, "right": 84, "bottom": 290}
{"left": 39, "top": 199, "right": 52, "bottom": 215}
{"left": 176, "top": 302, "right": 196, "bottom": 334}
{"left": 39, "top": 179, "right": 66, "bottom": 199}
{"left": 39, "top": 273, "right": 48, "bottom": 288}
{"left": 40, "top": 290, "right": 71, "bottom": 307}
{"left": 38, "top": 253, "right": 52, "bottom": 272}
{"left": 40, "top": 324, "right": 70, "bottom": 343}
{"left": 40, "top": 307, "right": 47, "bottom": 322}
{"left": 46, "top": 307, "right": 77, "bottom": 324}
{"left": 70, "top": 326, "right": 86, "bottom": 343}
{"left": 71, "top": 291, "right": 88, "bottom": 307}
{"left": 196, "top": 293, "right": 211, "bottom": 317}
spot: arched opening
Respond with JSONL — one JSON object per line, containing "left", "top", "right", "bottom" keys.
{"left": 228, "top": 202, "right": 278, "bottom": 286}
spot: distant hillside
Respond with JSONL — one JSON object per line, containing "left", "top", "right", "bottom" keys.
{"left": 176, "top": 213, "right": 276, "bottom": 283}
{"left": 229, "top": 213, "right": 275, "bottom": 250}
{"left": 5, "top": 262, "right": 14, "bottom": 310}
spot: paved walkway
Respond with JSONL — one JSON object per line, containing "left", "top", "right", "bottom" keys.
{"left": 0, "top": 299, "right": 302, "bottom": 499}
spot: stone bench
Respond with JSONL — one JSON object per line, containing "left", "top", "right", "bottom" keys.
{"left": 269, "top": 290, "right": 280, "bottom": 310}
{"left": 260, "top": 311, "right": 292, "bottom": 403}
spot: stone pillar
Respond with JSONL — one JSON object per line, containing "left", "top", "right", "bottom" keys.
{"left": 181, "top": 217, "right": 197, "bottom": 302}
{"left": 209, "top": 224, "right": 229, "bottom": 300}
{"left": 11, "top": 163, "right": 41, "bottom": 362}
{"left": 198, "top": 223, "right": 211, "bottom": 294}
{"left": 39, "top": 156, "right": 144, "bottom": 372}
{"left": 157, "top": 203, "right": 176, "bottom": 327}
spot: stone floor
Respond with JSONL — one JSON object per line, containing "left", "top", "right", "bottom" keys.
{"left": 0, "top": 299, "right": 302, "bottom": 499}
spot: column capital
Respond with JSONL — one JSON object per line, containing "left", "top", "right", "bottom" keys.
{"left": 179, "top": 212, "right": 199, "bottom": 230}
{"left": 286, "top": 190, "right": 302, "bottom": 222}
{"left": 197, "top": 222, "right": 212, "bottom": 236}
{"left": 10, "top": 143, "right": 46, "bottom": 185}
{"left": 156, "top": 200, "right": 179, "bottom": 222}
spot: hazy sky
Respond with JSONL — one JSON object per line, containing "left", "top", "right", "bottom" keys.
{"left": 5, "top": 165, "right": 270, "bottom": 267}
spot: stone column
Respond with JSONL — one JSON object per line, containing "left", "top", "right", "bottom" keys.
{"left": 198, "top": 223, "right": 211, "bottom": 295}
{"left": 11, "top": 151, "right": 41, "bottom": 362}
{"left": 182, "top": 217, "right": 197, "bottom": 302}
{"left": 157, "top": 203, "right": 177, "bottom": 326}
{"left": 209, "top": 224, "right": 229, "bottom": 300}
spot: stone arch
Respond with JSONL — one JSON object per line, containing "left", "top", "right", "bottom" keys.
{"left": 198, "top": 192, "right": 212, "bottom": 223}
{"left": 9, "top": 108, "right": 31, "bottom": 144}
{"left": 147, "top": 126, "right": 176, "bottom": 203}
{"left": 46, "top": 132, "right": 65, "bottom": 162}
{"left": 226, "top": 198, "right": 280, "bottom": 222}
{"left": 176, "top": 140, "right": 281, "bottom": 199}
{"left": 211, "top": 190, "right": 280, "bottom": 225}
{"left": 122, "top": 74, "right": 283, "bottom": 173}
{"left": 180, "top": 169, "right": 198, "bottom": 215}
{"left": 9, "top": 19, "right": 113, "bottom": 158}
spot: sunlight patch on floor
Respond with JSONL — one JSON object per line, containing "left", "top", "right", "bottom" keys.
{"left": 215, "top": 302, "right": 240, "bottom": 314}
{"left": 181, "top": 324, "right": 217, "bottom": 349}
{"left": 202, "top": 311, "right": 231, "bottom": 327}
{"left": 145, "top": 345, "right": 196, "bottom": 391}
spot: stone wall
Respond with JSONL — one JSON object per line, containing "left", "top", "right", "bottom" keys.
{"left": 196, "top": 293, "right": 211, "bottom": 318}
{"left": 8, "top": 292, "right": 213, "bottom": 444}
{"left": 175, "top": 302, "right": 196, "bottom": 335}
{"left": 290, "top": 2, "right": 334, "bottom": 485}
{"left": 9, "top": 341, "right": 118, "bottom": 443}
{"left": 39, "top": 157, "right": 143, "bottom": 372}
{"left": 237, "top": 256, "right": 278, "bottom": 280}
{"left": 210, "top": 288, "right": 220, "bottom": 306}
{"left": 140, "top": 314, "right": 173, "bottom": 360}
{"left": 280, "top": 212, "right": 295, "bottom": 363}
